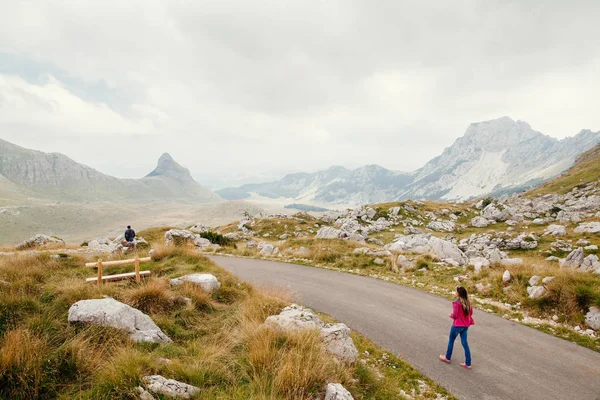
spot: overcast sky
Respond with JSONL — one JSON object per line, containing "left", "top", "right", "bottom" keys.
{"left": 1, "top": 1, "right": 599, "bottom": 188}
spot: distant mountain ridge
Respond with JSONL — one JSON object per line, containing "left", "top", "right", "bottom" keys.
{"left": 217, "top": 117, "right": 600, "bottom": 205}
{"left": 0, "top": 138, "right": 221, "bottom": 204}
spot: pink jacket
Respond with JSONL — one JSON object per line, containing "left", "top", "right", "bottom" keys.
{"left": 450, "top": 300, "right": 475, "bottom": 327}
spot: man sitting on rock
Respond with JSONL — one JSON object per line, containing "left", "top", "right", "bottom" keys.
{"left": 123, "top": 225, "right": 136, "bottom": 248}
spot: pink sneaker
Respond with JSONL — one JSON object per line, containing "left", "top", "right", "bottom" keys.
{"left": 460, "top": 363, "right": 472, "bottom": 369}
{"left": 439, "top": 355, "right": 451, "bottom": 364}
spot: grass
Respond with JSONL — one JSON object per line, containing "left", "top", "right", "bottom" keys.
{"left": 0, "top": 245, "right": 454, "bottom": 399}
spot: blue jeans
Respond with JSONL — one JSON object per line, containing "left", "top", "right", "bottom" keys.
{"left": 445, "top": 325, "right": 471, "bottom": 366}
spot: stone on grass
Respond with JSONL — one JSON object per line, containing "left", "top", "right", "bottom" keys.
{"left": 265, "top": 304, "right": 325, "bottom": 331}
{"left": 136, "top": 387, "right": 156, "bottom": 400}
{"left": 325, "top": 383, "right": 354, "bottom": 400}
{"left": 170, "top": 274, "right": 220, "bottom": 292}
{"left": 259, "top": 243, "right": 276, "bottom": 255}
{"left": 574, "top": 222, "right": 600, "bottom": 234}
{"left": 427, "top": 220, "right": 456, "bottom": 232}
{"left": 528, "top": 275, "right": 540, "bottom": 286}
{"left": 471, "top": 216, "right": 490, "bottom": 228}
{"left": 373, "top": 258, "right": 384, "bottom": 265}
{"left": 585, "top": 307, "right": 600, "bottom": 330}
{"left": 68, "top": 298, "right": 172, "bottom": 343}
{"left": 469, "top": 257, "right": 490, "bottom": 274}
{"left": 527, "top": 286, "right": 547, "bottom": 299}
{"left": 560, "top": 248, "right": 585, "bottom": 269}
{"left": 544, "top": 225, "right": 566, "bottom": 236}
{"left": 542, "top": 276, "right": 555, "bottom": 285}
{"left": 580, "top": 255, "right": 600, "bottom": 273}
{"left": 320, "top": 323, "right": 359, "bottom": 363}
{"left": 502, "top": 270, "right": 512, "bottom": 283}
{"left": 475, "top": 282, "right": 492, "bottom": 295}
{"left": 142, "top": 375, "right": 200, "bottom": 399}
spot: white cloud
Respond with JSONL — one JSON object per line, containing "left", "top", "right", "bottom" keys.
{"left": 0, "top": 0, "right": 599, "bottom": 186}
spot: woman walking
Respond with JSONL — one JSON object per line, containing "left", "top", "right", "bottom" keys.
{"left": 439, "top": 286, "right": 474, "bottom": 369}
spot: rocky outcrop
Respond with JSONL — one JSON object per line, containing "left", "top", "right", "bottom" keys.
{"left": 427, "top": 220, "right": 456, "bottom": 232}
{"left": 142, "top": 375, "right": 200, "bottom": 399}
{"left": 574, "top": 222, "right": 600, "bottom": 234}
{"left": 68, "top": 298, "right": 172, "bottom": 343}
{"left": 544, "top": 225, "right": 566, "bottom": 236}
{"left": 170, "top": 274, "right": 221, "bottom": 292}
{"left": 385, "top": 234, "right": 468, "bottom": 265}
{"left": 560, "top": 248, "right": 585, "bottom": 269}
{"left": 325, "top": 383, "right": 354, "bottom": 400}
{"left": 320, "top": 323, "right": 359, "bottom": 363}
{"left": 16, "top": 234, "right": 64, "bottom": 250}
{"left": 527, "top": 286, "right": 546, "bottom": 299}
{"left": 164, "top": 229, "right": 216, "bottom": 250}
{"left": 265, "top": 304, "right": 325, "bottom": 331}
{"left": 316, "top": 227, "right": 365, "bottom": 243}
{"left": 264, "top": 304, "right": 358, "bottom": 363}
{"left": 585, "top": 307, "right": 600, "bottom": 330}
{"left": 471, "top": 216, "right": 490, "bottom": 228}
{"left": 482, "top": 203, "right": 511, "bottom": 222}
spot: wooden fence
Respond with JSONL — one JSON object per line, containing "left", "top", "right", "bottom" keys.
{"left": 85, "top": 256, "right": 152, "bottom": 285}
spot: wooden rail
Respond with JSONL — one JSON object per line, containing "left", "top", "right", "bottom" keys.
{"left": 85, "top": 256, "right": 152, "bottom": 285}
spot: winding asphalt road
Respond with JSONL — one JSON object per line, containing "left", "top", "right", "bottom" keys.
{"left": 209, "top": 255, "right": 600, "bottom": 400}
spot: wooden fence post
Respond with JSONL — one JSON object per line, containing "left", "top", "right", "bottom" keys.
{"left": 97, "top": 259, "right": 103, "bottom": 286}
{"left": 135, "top": 257, "right": 140, "bottom": 283}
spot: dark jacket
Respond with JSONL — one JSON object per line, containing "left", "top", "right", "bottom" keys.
{"left": 125, "top": 228, "right": 136, "bottom": 242}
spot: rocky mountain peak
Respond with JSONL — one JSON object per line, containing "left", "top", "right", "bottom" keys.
{"left": 460, "top": 117, "right": 546, "bottom": 152}
{"left": 145, "top": 153, "right": 194, "bottom": 182}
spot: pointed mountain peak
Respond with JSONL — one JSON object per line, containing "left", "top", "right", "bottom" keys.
{"left": 146, "top": 153, "right": 194, "bottom": 181}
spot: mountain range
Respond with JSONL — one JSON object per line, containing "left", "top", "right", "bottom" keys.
{"left": 217, "top": 117, "right": 600, "bottom": 205}
{"left": 0, "top": 138, "right": 221, "bottom": 204}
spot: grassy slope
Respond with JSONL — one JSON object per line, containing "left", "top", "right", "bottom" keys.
{"left": 527, "top": 144, "right": 600, "bottom": 196}
{"left": 0, "top": 246, "right": 453, "bottom": 399}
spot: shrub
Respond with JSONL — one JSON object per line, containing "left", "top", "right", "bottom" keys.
{"left": 481, "top": 197, "right": 493, "bottom": 208}
{"left": 200, "top": 232, "right": 235, "bottom": 247}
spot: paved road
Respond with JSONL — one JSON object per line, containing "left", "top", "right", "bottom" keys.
{"left": 209, "top": 256, "right": 600, "bottom": 400}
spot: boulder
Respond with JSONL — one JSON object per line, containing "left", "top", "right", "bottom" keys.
{"left": 142, "top": 375, "right": 200, "bottom": 399}
{"left": 259, "top": 243, "right": 276, "bottom": 255}
{"left": 265, "top": 304, "right": 325, "bottom": 331}
{"left": 68, "top": 298, "right": 172, "bottom": 343}
{"left": 580, "top": 255, "right": 600, "bottom": 273}
{"left": 527, "top": 286, "right": 546, "bottom": 299}
{"left": 316, "top": 227, "right": 365, "bottom": 243}
{"left": 16, "top": 234, "right": 64, "bottom": 250}
{"left": 482, "top": 203, "right": 511, "bottom": 222}
{"left": 528, "top": 276, "right": 540, "bottom": 286}
{"left": 246, "top": 241, "right": 257, "bottom": 248}
{"left": 560, "top": 248, "right": 585, "bottom": 269}
{"left": 542, "top": 276, "right": 555, "bottom": 285}
{"left": 325, "top": 383, "right": 354, "bottom": 400}
{"left": 320, "top": 323, "right": 359, "bottom": 363}
{"left": 544, "top": 225, "right": 566, "bottom": 236}
{"left": 585, "top": 307, "right": 600, "bottom": 330}
{"left": 471, "top": 217, "right": 489, "bottom": 228}
{"left": 502, "top": 270, "right": 512, "bottom": 283}
{"left": 427, "top": 221, "right": 456, "bottom": 232}
{"left": 170, "top": 274, "right": 221, "bottom": 292}
{"left": 385, "top": 234, "right": 468, "bottom": 265}
{"left": 373, "top": 258, "right": 384, "bottom": 265}
{"left": 574, "top": 222, "right": 600, "bottom": 234}
{"left": 164, "top": 229, "right": 214, "bottom": 250}
{"left": 189, "top": 224, "right": 209, "bottom": 233}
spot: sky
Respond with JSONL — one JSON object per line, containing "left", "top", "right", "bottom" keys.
{"left": 1, "top": 0, "right": 599, "bottom": 189}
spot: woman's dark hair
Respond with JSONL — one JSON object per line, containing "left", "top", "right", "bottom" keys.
{"left": 456, "top": 286, "right": 471, "bottom": 316}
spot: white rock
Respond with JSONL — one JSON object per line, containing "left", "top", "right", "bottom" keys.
{"left": 471, "top": 216, "right": 489, "bottom": 228}
{"left": 560, "top": 248, "right": 585, "bottom": 269}
{"left": 170, "top": 274, "right": 220, "bottom": 292}
{"left": 68, "top": 298, "right": 172, "bottom": 343}
{"left": 527, "top": 286, "right": 547, "bottom": 299}
{"left": 475, "top": 282, "right": 492, "bottom": 295}
{"left": 542, "top": 276, "right": 555, "bottom": 285}
{"left": 577, "top": 239, "right": 591, "bottom": 246}
{"left": 585, "top": 245, "right": 598, "bottom": 251}
{"left": 373, "top": 258, "right": 384, "bottom": 265}
{"left": 482, "top": 203, "right": 511, "bottom": 222}
{"left": 164, "top": 229, "right": 214, "bottom": 250}
{"left": 142, "top": 375, "right": 200, "bottom": 399}
{"left": 502, "top": 270, "right": 512, "bottom": 283}
{"left": 325, "top": 383, "right": 354, "bottom": 400}
{"left": 528, "top": 276, "right": 540, "bottom": 286}
{"left": 259, "top": 243, "right": 275, "bottom": 255}
{"left": 585, "top": 307, "right": 600, "bottom": 330}
{"left": 265, "top": 304, "right": 325, "bottom": 331}
{"left": 320, "top": 323, "right": 359, "bottom": 363}
{"left": 580, "top": 255, "right": 600, "bottom": 273}
{"left": 427, "top": 220, "right": 456, "bottom": 232}
{"left": 136, "top": 387, "right": 156, "bottom": 400}
{"left": 544, "top": 225, "right": 566, "bottom": 236}
{"left": 574, "top": 222, "right": 600, "bottom": 234}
